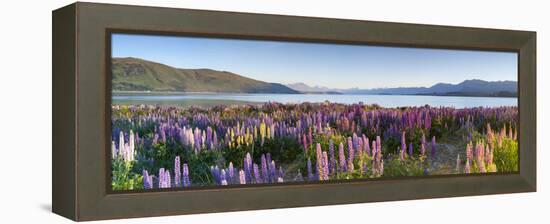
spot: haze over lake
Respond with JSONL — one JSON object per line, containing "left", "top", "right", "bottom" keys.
{"left": 112, "top": 93, "right": 517, "bottom": 108}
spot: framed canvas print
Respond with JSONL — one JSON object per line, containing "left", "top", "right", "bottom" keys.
{"left": 52, "top": 2, "right": 536, "bottom": 221}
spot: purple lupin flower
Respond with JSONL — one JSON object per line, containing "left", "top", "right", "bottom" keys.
{"left": 408, "top": 142, "right": 413, "bottom": 157}
{"left": 307, "top": 158, "right": 314, "bottom": 181}
{"left": 431, "top": 136, "right": 437, "bottom": 158}
{"left": 270, "top": 160, "right": 277, "bottom": 183}
{"left": 352, "top": 133, "right": 359, "bottom": 151}
{"left": 338, "top": 142, "right": 347, "bottom": 173}
{"left": 253, "top": 163, "right": 262, "bottom": 184}
{"left": 165, "top": 170, "right": 171, "bottom": 188}
{"left": 213, "top": 131, "right": 218, "bottom": 150}
{"left": 206, "top": 126, "right": 213, "bottom": 150}
{"left": 220, "top": 169, "right": 227, "bottom": 185}
{"left": 228, "top": 162, "right": 235, "bottom": 184}
{"left": 347, "top": 137, "right": 354, "bottom": 172}
{"left": 174, "top": 156, "right": 181, "bottom": 187}
{"left": 266, "top": 153, "right": 272, "bottom": 168}
{"left": 266, "top": 153, "right": 272, "bottom": 182}
{"left": 401, "top": 131, "right": 407, "bottom": 156}
{"left": 158, "top": 168, "right": 165, "bottom": 188}
{"left": 244, "top": 152, "right": 253, "bottom": 183}
{"left": 302, "top": 134, "right": 308, "bottom": 155}
{"left": 160, "top": 128, "right": 166, "bottom": 143}
{"left": 328, "top": 139, "right": 336, "bottom": 175}
{"left": 278, "top": 166, "right": 285, "bottom": 180}
{"left": 142, "top": 169, "right": 151, "bottom": 189}
{"left": 182, "top": 164, "right": 190, "bottom": 187}
{"left": 362, "top": 135, "right": 370, "bottom": 157}
{"left": 425, "top": 112, "right": 431, "bottom": 130}
{"left": 308, "top": 128, "right": 313, "bottom": 148}
{"left": 210, "top": 166, "right": 220, "bottom": 184}
{"left": 261, "top": 154, "right": 269, "bottom": 183}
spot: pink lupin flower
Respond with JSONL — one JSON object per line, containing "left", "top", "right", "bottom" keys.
{"left": 316, "top": 143, "right": 324, "bottom": 180}
{"left": 338, "top": 142, "right": 346, "bottom": 173}
{"left": 238, "top": 170, "right": 246, "bottom": 184}
{"left": 399, "top": 147, "right": 405, "bottom": 161}
{"left": 475, "top": 142, "right": 486, "bottom": 173}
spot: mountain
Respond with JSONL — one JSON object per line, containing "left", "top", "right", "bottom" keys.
{"left": 286, "top": 83, "right": 331, "bottom": 92}
{"left": 112, "top": 58, "right": 515, "bottom": 97}
{"left": 341, "top": 79, "right": 517, "bottom": 97}
{"left": 112, "top": 57, "right": 299, "bottom": 94}
{"left": 286, "top": 83, "right": 342, "bottom": 94}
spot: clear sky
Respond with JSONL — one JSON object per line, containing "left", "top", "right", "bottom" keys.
{"left": 112, "top": 33, "right": 517, "bottom": 89}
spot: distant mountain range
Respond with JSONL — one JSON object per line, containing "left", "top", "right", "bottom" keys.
{"left": 285, "top": 83, "right": 342, "bottom": 94}
{"left": 112, "top": 57, "right": 299, "bottom": 94}
{"left": 286, "top": 79, "right": 517, "bottom": 97}
{"left": 113, "top": 57, "right": 516, "bottom": 97}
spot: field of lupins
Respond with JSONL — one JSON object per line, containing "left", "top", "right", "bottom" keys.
{"left": 111, "top": 102, "right": 518, "bottom": 190}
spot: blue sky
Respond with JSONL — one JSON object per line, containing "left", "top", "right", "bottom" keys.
{"left": 112, "top": 33, "right": 517, "bottom": 89}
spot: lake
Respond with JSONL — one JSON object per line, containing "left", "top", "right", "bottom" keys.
{"left": 112, "top": 93, "right": 517, "bottom": 108}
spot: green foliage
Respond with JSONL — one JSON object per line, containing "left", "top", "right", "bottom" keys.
{"left": 186, "top": 151, "right": 223, "bottom": 186}
{"left": 382, "top": 156, "right": 426, "bottom": 177}
{"left": 111, "top": 158, "right": 143, "bottom": 190}
{"left": 493, "top": 138, "right": 518, "bottom": 172}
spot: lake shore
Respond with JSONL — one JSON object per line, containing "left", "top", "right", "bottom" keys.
{"left": 112, "top": 90, "right": 517, "bottom": 98}
{"left": 112, "top": 92, "right": 517, "bottom": 108}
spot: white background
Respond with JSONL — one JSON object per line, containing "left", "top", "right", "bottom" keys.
{"left": 0, "top": 0, "right": 547, "bottom": 223}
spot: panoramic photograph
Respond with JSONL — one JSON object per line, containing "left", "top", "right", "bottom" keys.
{"left": 110, "top": 33, "right": 518, "bottom": 191}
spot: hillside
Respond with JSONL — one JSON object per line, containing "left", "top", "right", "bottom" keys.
{"left": 112, "top": 57, "right": 299, "bottom": 94}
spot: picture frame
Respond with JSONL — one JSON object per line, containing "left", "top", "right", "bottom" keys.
{"left": 52, "top": 2, "right": 536, "bottom": 221}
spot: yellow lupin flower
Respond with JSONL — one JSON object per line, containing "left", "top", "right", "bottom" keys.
{"left": 260, "top": 122, "right": 266, "bottom": 139}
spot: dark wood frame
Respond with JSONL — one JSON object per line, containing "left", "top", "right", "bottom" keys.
{"left": 53, "top": 2, "right": 536, "bottom": 221}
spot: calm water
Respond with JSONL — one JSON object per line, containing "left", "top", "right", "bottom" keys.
{"left": 112, "top": 93, "right": 517, "bottom": 108}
